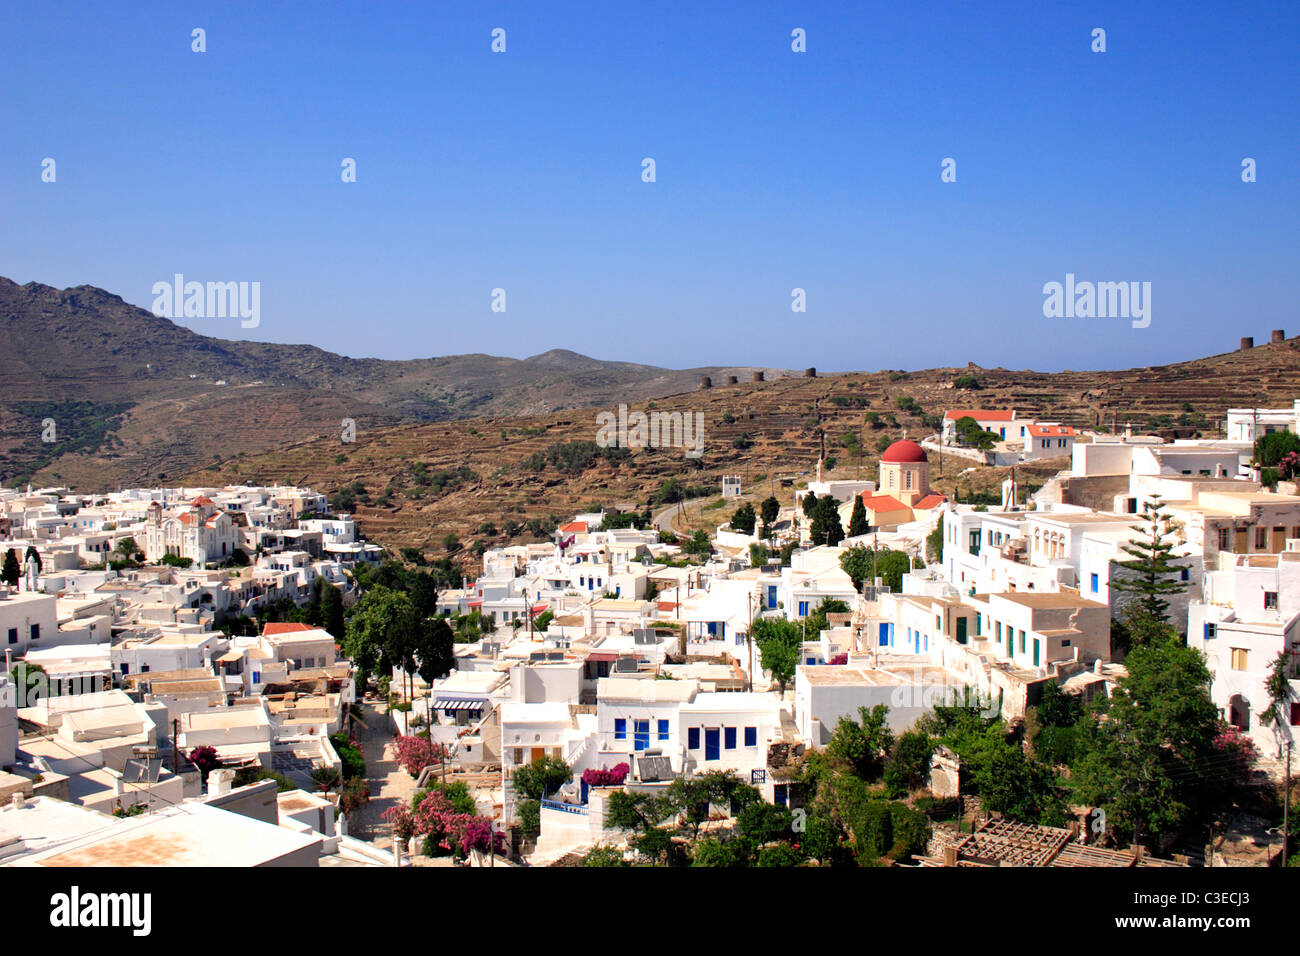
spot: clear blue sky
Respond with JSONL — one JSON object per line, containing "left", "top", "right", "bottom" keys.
{"left": 3, "top": 1, "right": 1297, "bottom": 372}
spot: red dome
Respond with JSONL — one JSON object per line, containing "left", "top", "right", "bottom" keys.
{"left": 881, "top": 439, "right": 928, "bottom": 463}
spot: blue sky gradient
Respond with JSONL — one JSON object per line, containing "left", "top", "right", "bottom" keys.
{"left": 3, "top": 1, "right": 1297, "bottom": 372}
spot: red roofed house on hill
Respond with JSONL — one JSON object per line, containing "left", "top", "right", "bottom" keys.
{"left": 1022, "top": 423, "right": 1077, "bottom": 461}
{"left": 941, "top": 408, "right": 1021, "bottom": 444}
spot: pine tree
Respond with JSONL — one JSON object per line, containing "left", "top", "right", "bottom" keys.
{"left": 1110, "top": 495, "right": 1186, "bottom": 647}
{"left": 847, "top": 495, "right": 869, "bottom": 537}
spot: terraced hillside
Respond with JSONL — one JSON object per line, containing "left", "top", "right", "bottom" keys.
{"left": 178, "top": 336, "right": 1300, "bottom": 559}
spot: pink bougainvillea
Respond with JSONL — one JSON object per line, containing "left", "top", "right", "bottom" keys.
{"left": 828, "top": 653, "right": 849, "bottom": 665}
{"left": 392, "top": 735, "right": 448, "bottom": 778}
{"left": 581, "top": 762, "right": 630, "bottom": 787}
{"left": 383, "top": 789, "right": 504, "bottom": 857}
{"left": 1212, "top": 726, "right": 1259, "bottom": 787}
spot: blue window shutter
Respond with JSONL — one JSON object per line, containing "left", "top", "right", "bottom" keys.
{"left": 688, "top": 727, "right": 700, "bottom": 750}
{"left": 724, "top": 727, "right": 737, "bottom": 750}
{"left": 614, "top": 718, "right": 626, "bottom": 739}
{"left": 658, "top": 719, "right": 669, "bottom": 740}
{"left": 744, "top": 726, "right": 757, "bottom": 747}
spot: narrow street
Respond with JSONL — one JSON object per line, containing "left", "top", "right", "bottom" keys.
{"left": 349, "top": 701, "right": 418, "bottom": 849}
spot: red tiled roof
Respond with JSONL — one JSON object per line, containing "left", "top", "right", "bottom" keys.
{"left": 1027, "top": 424, "right": 1075, "bottom": 438}
{"left": 657, "top": 601, "right": 679, "bottom": 612}
{"left": 913, "top": 494, "right": 948, "bottom": 510}
{"left": 859, "top": 493, "right": 909, "bottom": 512}
{"left": 191, "top": 495, "right": 216, "bottom": 507}
{"left": 880, "top": 440, "right": 928, "bottom": 464}
{"left": 944, "top": 409, "right": 1015, "bottom": 422}
{"left": 559, "top": 521, "right": 587, "bottom": 533}
{"left": 263, "top": 622, "right": 314, "bottom": 636}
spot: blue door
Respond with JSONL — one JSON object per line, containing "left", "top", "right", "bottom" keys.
{"left": 704, "top": 728, "right": 720, "bottom": 761}
{"left": 879, "top": 622, "right": 889, "bottom": 646}
{"left": 767, "top": 585, "right": 777, "bottom": 608}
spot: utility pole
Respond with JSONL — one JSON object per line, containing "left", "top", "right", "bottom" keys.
{"left": 1286, "top": 738, "right": 1293, "bottom": 866}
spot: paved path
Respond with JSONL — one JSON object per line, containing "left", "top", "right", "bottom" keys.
{"left": 349, "top": 701, "right": 419, "bottom": 849}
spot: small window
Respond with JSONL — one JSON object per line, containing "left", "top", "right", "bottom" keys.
{"left": 724, "top": 727, "right": 737, "bottom": 750}
{"left": 657, "top": 719, "right": 669, "bottom": 741}
{"left": 688, "top": 727, "right": 700, "bottom": 750}
{"left": 744, "top": 726, "right": 757, "bottom": 747}
{"left": 1180, "top": 567, "right": 1190, "bottom": 582}
{"left": 1218, "top": 529, "right": 1230, "bottom": 550}
{"left": 614, "top": 718, "right": 627, "bottom": 740}
{"left": 1205, "top": 623, "right": 1217, "bottom": 640}
{"left": 1256, "top": 528, "right": 1267, "bottom": 549}
{"left": 1090, "top": 573, "right": 1098, "bottom": 593}
{"left": 1231, "top": 648, "right": 1248, "bottom": 671}
{"left": 6, "top": 628, "right": 15, "bottom": 645}
{"left": 1265, "top": 592, "right": 1279, "bottom": 610}
{"left": 29, "top": 623, "right": 39, "bottom": 641}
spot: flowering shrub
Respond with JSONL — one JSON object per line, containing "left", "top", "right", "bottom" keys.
{"left": 382, "top": 789, "right": 504, "bottom": 858}
{"left": 1213, "top": 726, "right": 1259, "bottom": 787}
{"left": 828, "top": 653, "right": 849, "bottom": 665}
{"left": 189, "top": 745, "right": 220, "bottom": 780}
{"left": 581, "top": 763, "right": 630, "bottom": 787}
{"left": 1279, "top": 451, "right": 1300, "bottom": 481}
{"left": 393, "top": 735, "right": 447, "bottom": 778}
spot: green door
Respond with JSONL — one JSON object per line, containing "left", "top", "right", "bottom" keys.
{"left": 955, "top": 617, "right": 968, "bottom": 645}
{"left": 1033, "top": 638, "right": 1040, "bottom": 666}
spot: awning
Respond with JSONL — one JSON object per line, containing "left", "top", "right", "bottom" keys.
{"left": 434, "top": 696, "right": 486, "bottom": 713}
{"left": 216, "top": 651, "right": 243, "bottom": 663}
{"left": 586, "top": 652, "right": 619, "bottom": 663}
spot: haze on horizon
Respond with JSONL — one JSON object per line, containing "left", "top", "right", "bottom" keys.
{"left": 2, "top": 0, "right": 1296, "bottom": 374}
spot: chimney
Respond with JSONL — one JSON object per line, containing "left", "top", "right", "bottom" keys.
{"left": 752, "top": 371, "right": 765, "bottom": 382}
{"left": 12, "top": 793, "right": 25, "bottom": 809}
{"left": 208, "top": 768, "right": 235, "bottom": 796}
{"left": 1240, "top": 337, "right": 1254, "bottom": 351}
{"left": 1271, "top": 329, "right": 1285, "bottom": 344}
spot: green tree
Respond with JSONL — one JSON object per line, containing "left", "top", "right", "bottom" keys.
{"left": 926, "top": 515, "right": 944, "bottom": 564}
{"left": 511, "top": 755, "right": 571, "bottom": 801}
{"left": 1111, "top": 496, "right": 1187, "bottom": 646}
{"left": 415, "top": 617, "right": 455, "bottom": 687}
{"left": 344, "top": 586, "right": 417, "bottom": 688}
{"left": 874, "top": 549, "right": 912, "bottom": 592}
{"left": 1255, "top": 430, "right": 1300, "bottom": 468}
{"left": 23, "top": 545, "right": 42, "bottom": 574}
{"left": 1069, "top": 635, "right": 1223, "bottom": 843}
{"left": 748, "top": 543, "right": 768, "bottom": 568}
{"left": 804, "top": 597, "right": 850, "bottom": 639}
{"left": 730, "top": 502, "right": 757, "bottom": 534}
{"left": 321, "top": 583, "right": 345, "bottom": 641}
{"left": 751, "top": 617, "right": 803, "bottom": 694}
{"left": 883, "top": 729, "right": 934, "bottom": 797}
{"left": 839, "top": 545, "right": 873, "bottom": 590}
{"left": 847, "top": 495, "right": 868, "bottom": 537}
{"left": 1258, "top": 649, "right": 1294, "bottom": 757}
{"left": 826, "top": 704, "right": 894, "bottom": 780}
{"left": 954, "top": 415, "right": 998, "bottom": 450}
{"left": 801, "top": 491, "right": 818, "bottom": 517}
{"left": 760, "top": 496, "right": 780, "bottom": 527}
{"left": 810, "top": 495, "right": 844, "bottom": 546}
{"left": 1, "top": 549, "right": 21, "bottom": 587}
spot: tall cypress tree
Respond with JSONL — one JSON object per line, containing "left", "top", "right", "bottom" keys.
{"left": 847, "top": 495, "right": 869, "bottom": 538}
{"left": 1111, "top": 495, "right": 1186, "bottom": 647}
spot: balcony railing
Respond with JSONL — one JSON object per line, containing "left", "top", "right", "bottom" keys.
{"left": 541, "top": 798, "right": 588, "bottom": 815}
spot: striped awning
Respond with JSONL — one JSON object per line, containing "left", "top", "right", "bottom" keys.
{"left": 434, "top": 696, "right": 486, "bottom": 713}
